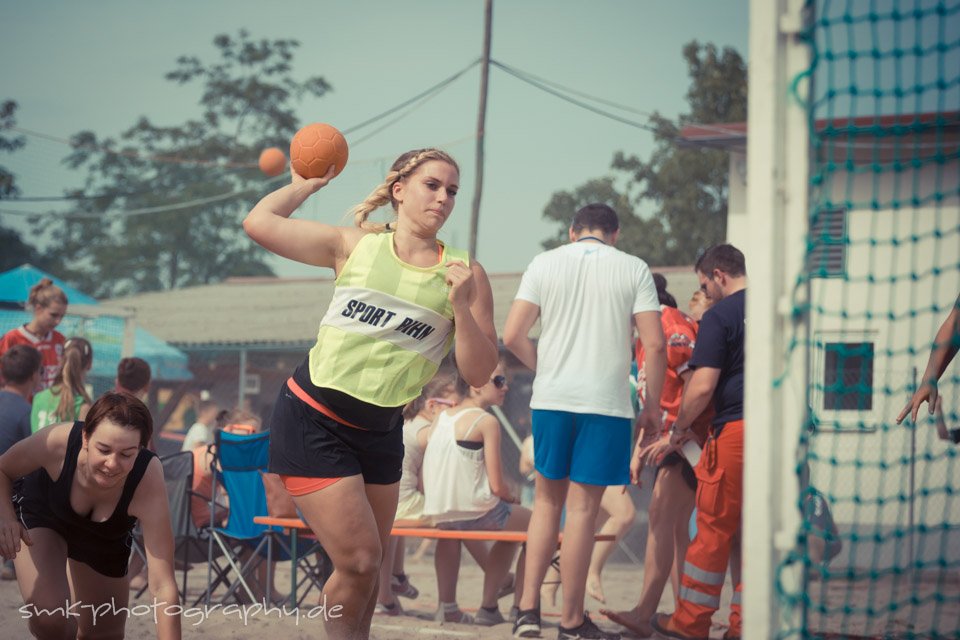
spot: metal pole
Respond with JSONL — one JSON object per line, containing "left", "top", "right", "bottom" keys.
{"left": 743, "top": 0, "right": 811, "bottom": 636}
{"left": 468, "top": 0, "right": 493, "bottom": 259}
{"left": 238, "top": 348, "right": 247, "bottom": 409}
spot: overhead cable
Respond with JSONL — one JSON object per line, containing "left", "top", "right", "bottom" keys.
{"left": 2, "top": 60, "right": 481, "bottom": 215}
{"left": 489, "top": 59, "right": 663, "bottom": 135}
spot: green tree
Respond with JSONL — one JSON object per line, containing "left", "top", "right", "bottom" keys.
{"left": 39, "top": 31, "right": 332, "bottom": 297}
{"left": 542, "top": 41, "right": 747, "bottom": 266}
{"left": 0, "top": 100, "right": 25, "bottom": 199}
{"left": 0, "top": 100, "right": 43, "bottom": 272}
{"left": 541, "top": 177, "right": 667, "bottom": 259}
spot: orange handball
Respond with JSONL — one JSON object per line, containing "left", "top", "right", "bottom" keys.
{"left": 290, "top": 123, "right": 349, "bottom": 179}
{"left": 258, "top": 147, "right": 287, "bottom": 177}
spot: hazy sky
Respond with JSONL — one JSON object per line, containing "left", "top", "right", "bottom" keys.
{"left": 1, "top": 0, "right": 748, "bottom": 279}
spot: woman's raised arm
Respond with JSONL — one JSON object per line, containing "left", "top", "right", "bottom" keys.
{"left": 243, "top": 167, "right": 366, "bottom": 271}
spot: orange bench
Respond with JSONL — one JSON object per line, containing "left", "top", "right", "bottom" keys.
{"left": 254, "top": 516, "right": 614, "bottom": 606}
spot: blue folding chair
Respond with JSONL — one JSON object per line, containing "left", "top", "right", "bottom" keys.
{"left": 203, "top": 429, "right": 281, "bottom": 604}
{"left": 202, "top": 429, "right": 325, "bottom": 605}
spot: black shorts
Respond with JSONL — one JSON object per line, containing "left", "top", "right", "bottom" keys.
{"left": 655, "top": 451, "right": 697, "bottom": 492}
{"left": 268, "top": 383, "right": 404, "bottom": 484}
{"left": 16, "top": 501, "right": 132, "bottom": 578}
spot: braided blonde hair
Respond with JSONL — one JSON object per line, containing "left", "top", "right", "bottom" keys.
{"left": 350, "top": 148, "right": 459, "bottom": 231}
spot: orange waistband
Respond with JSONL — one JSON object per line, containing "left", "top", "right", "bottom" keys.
{"left": 279, "top": 475, "right": 343, "bottom": 496}
{"left": 286, "top": 377, "right": 366, "bottom": 430}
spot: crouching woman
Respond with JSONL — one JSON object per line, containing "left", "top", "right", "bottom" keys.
{"left": 0, "top": 392, "right": 180, "bottom": 639}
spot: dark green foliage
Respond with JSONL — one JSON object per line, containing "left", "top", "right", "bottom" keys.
{"left": 0, "top": 100, "right": 25, "bottom": 200}
{"left": 542, "top": 41, "right": 747, "bottom": 266}
{"left": 0, "top": 100, "right": 46, "bottom": 272}
{"left": 37, "top": 31, "right": 332, "bottom": 297}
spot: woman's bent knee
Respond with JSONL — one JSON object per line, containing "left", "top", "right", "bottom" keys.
{"left": 26, "top": 608, "right": 76, "bottom": 640}
{"left": 615, "top": 503, "right": 637, "bottom": 526}
{"left": 337, "top": 546, "right": 382, "bottom": 580}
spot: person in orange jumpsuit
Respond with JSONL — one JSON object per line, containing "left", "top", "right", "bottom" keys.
{"left": 600, "top": 274, "right": 713, "bottom": 637}
{"left": 651, "top": 244, "right": 747, "bottom": 640}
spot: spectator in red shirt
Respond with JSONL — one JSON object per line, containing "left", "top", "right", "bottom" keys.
{"left": 0, "top": 279, "right": 68, "bottom": 392}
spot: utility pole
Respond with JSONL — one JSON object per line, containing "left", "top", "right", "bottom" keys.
{"left": 469, "top": 0, "right": 493, "bottom": 259}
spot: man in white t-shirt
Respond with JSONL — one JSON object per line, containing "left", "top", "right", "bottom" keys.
{"left": 504, "top": 203, "right": 666, "bottom": 639}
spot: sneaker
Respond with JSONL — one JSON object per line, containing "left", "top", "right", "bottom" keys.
{"left": 391, "top": 573, "right": 419, "bottom": 599}
{"left": 435, "top": 606, "right": 474, "bottom": 625}
{"left": 374, "top": 602, "right": 402, "bottom": 616}
{"left": 513, "top": 608, "right": 541, "bottom": 638}
{"left": 557, "top": 612, "right": 620, "bottom": 640}
{"left": 508, "top": 605, "right": 520, "bottom": 623}
{"left": 476, "top": 606, "right": 506, "bottom": 626}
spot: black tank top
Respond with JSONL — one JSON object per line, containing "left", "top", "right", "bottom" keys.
{"left": 19, "top": 421, "right": 154, "bottom": 550}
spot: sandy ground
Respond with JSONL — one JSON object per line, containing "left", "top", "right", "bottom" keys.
{"left": 5, "top": 547, "right": 957, "bottom": 638}
{"left": 0, "top": 547, "right": 737, "bottom": 639}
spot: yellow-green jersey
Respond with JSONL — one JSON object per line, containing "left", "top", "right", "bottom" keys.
{"left": 307, "top": 232, "right": 467, "bottom": 408}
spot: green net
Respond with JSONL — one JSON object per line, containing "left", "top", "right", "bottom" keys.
{"left": 777, "top": 1, "right": 960, "bottom": 638}
{"left": 1, "top": 309, "right": 129, "bottom": 397}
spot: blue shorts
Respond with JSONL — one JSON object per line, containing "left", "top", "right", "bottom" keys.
{"left": 532, "top": 410, "right": 631, "bottom": 486}
{"left": 436, "top": 500, "right": 512, "bottom": 531}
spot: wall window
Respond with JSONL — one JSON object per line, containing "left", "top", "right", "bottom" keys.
{"left": 822, "top": 341, "right": 874, "bottom": 411}
{"left": 807, "top": 208, "right": 847, "bottom": 278}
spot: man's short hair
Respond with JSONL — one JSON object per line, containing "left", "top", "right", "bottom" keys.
{"left": 1, "top": 345, "right": 42, "bottom": 385}
{"left": 695, "top": 244, "right": 747, "bottom": 278}
{"left": 571, "top": 203, "right": 619, "bottom": 236}
{"left": 117, "top": 357, "right": 151, "bottom": 393}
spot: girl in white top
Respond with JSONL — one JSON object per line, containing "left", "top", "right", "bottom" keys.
{"left": 421, "top": 364, "right": 531, "bottom": 625}
{"left": 375, "top": 372, "right": 461, "bottom": 615}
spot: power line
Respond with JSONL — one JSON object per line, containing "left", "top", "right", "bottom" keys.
{"left": 489, "top": 59, "right": 664, "bottom": 135}
{"left": 343, "top": 58, "right": 479, "bottom": 136}
{"left": 488, "top": 59, "right": 759, "bottom": 141}
{"left": 0, "top": 178, "right": 279, "bottom": 219}
{"left": 2, "top": 60, "right": 481, "bottom": 215}
{"left": 9, "top": 126, "right": 258, "bottom": 170}
{"left": 493, "top": 59, "right": 960, "bottom": 147}
{"left": 491, "top": 59, "right": 656, "bottom": 118}
{"left": 6, "top": 192, "right": 150, "bottom": 202}
{"left": 9, "top": 57, "right": 479, "bottom": 174}
{"left": 345, "top": 64, "right": 474, "bottom": 146}
{"left": 0, "top": 135, "right": 479, "bottom": 220}
{"left": 4, "top": 55, "right": 759, "bottom": 219}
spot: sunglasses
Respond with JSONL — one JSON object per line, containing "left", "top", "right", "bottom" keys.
{"left": 491, "top": 375, "right": 507, "bottom": 389}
